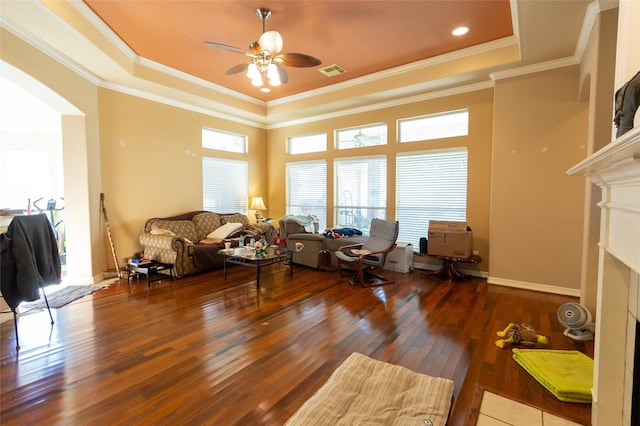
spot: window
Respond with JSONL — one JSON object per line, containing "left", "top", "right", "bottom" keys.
{"left": 335, "top": 123, "right": 387, "bottom": 150}
{"left": 396, "top": 148, "right": 468, "bottom": 248}
{"left": 286, "top": 160, "right": 327, "bottom": 229}
{"left": 202, "top": 128, "right": 247, "bottom": 153}
{"left": 334, "top": 156, "right": 387, "bottom": 233}
{"left": 287, "top": 133, "right": 327, "bottom": 154}
{"left": 202, "top": 157, "right": 248, "bottom": 213}
{"left": 398, "top": 109, "right": 469, "bottom": 143}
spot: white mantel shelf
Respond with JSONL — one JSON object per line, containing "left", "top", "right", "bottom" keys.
{"left": 568, "top": 127, "right": 640, "bottom": 180}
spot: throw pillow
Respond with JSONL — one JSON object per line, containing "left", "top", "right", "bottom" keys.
{"left": 207, "top": 222, "right": 243, "bottom": 240}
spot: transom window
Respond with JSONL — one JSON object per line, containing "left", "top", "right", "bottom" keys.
{"left": 202, "top": 128, "right": 247, "bottom": 153}
{"left": 287, "top": 133, "right": 327, "bottom": 154}
{"left": 335, "top": 123, "right": 387, "bottom": 150}
{"left": 398, "top": 109, "right": 469, "bottom": 143}
{"left": 396, "top": 148, "right": 468, "bottom": 248}
{"left": 334, "top": 156, "right": 387, "bottom": 233}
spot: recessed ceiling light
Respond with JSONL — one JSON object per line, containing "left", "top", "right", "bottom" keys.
{"left": 260, "top": 87, "right": 271, "bottom": 93}
{"left": 452, "top": 26, "right": 469, "bottom": 36}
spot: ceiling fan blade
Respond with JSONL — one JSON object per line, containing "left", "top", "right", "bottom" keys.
{"left": 275, "top": 52, "right": 321, "bottom": 67}
{"left": 204, "top": 41, "right": 251, "bottom": 56}
{"left": 276, "top": 64, "right": 288, "bottom": 84}
{"left": 226, "top": 63, "right": 249, "bottom": 75}
{"left": 258, "top": 30, "right": 283, "bottom": 55}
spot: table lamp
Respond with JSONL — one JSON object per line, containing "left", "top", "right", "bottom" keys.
{"left": 249, "top": 196, "right": 267, "bottom": 221}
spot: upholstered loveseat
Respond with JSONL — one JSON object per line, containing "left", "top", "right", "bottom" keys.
{"left": 279, "top": 215, "right": 366, "bottom": 269}
{"left": 139, "top": 211, "right": 274, "bottom": 278}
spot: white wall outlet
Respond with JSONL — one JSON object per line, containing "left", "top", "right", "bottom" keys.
{"left": 473, "top": 250, "right": 480, "bottom": 256}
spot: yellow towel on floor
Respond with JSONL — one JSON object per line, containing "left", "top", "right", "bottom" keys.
{"left": 512, "top": 349, "right": 593, "bottom": 403}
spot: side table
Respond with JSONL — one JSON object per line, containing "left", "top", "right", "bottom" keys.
{"left": 422, "top": 254, "right": 481, "bottom": 282}
{"left": 127, "top": 261, "right": 174, "bottom": 287}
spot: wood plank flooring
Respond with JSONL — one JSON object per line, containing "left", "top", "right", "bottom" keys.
{"left": 1, "top": 263, "right": 593, "bottom": 425}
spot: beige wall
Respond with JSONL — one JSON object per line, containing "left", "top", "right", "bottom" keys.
{"left": 98, "top": 89, "right": 267, "bottom": 264}
{"left": 490, "top": 66, "right": 589, "bottom": 291}
{"left": 268, "top": 89, "right": 494, "bottom": 273}
{"left": 4, "top": 24, "right": 594, "bottom": 292}
{"left": 577, "top": 8, "right": 618, "bottom": 314}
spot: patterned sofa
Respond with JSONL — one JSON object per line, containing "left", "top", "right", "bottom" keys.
{"left": 139, "top": 211, "right": 274, "bottom": 278}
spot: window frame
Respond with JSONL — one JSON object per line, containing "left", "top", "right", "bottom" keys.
{"left": 395, "top": 147, "right": 468, "bottom": 249}
{"left": 285, "top": 159, "right": 328, "bottom": 229}
{"left": 202, "top": 157, "right": 248, "bottom": 214}
{"left": 202, "top": 127, "right": 247, "bottom": 154}
{"left": 335, "top": 123, "right": 387, "bottom": 150}
{"left": 334, "top": 155, "right": 387, "bottom": 233}
{"left": 287, "top": 132, "right": 327, "bottom": 155}
{"left": 398, "top": 109, "right": 469, "bottom": 143}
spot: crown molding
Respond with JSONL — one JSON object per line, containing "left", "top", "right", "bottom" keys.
{"left": 1, "top": 15, "right": 102, "bottom": 86}
{"left": 100, "top": 80, "right": 266, "bottom": 128}
{"left": 133, "top": 56, "right": 264, "bottom": 107}
{"left": 574, "top": 0, "right": 619, "bottom": 63}
{"left": 489, "top": 56, "right": 580, "bottom": 81}
{"left": 69, "top": 0, "right": 136, "bottom": 63}
{"left": 268, "top": 81, "right": 494, "bottom": 129}
{"left": 268, "top": 36, "right": 518, "bottom": 108}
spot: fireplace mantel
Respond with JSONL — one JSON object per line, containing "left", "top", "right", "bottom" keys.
{"left": 568, "top": 126, "right": 640, "bottom": 425}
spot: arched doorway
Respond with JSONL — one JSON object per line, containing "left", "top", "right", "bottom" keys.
{"left": 1, "top": 61, "right": 94, "bottom": 284}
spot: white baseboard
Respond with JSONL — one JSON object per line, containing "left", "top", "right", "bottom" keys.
{"left": 487, "top": 276, "right": 580, "bottom": 297}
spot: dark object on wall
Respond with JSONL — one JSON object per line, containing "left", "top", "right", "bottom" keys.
{"left": 614, "top": 70, "right": 640, "bottom": 138}
{"left": 419, "top": 237, "right": 428, "bottom": 254}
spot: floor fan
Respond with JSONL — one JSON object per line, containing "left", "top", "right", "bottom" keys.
{"left": 557, "top": 302, "right": 595, "bottom": 340}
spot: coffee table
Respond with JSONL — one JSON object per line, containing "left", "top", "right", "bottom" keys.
{"left": 219, "top": 246, "right": 293, "bottom": 288}
{"left": 127, "top": 260, "right": 174, "bottom": 287}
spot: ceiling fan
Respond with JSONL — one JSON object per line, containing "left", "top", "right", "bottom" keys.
{"left": 205, "top": 8, "right": 321, "bottom": 91}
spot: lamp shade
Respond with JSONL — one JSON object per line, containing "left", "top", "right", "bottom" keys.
{"left": 249, "top": 196, "right": 267, "bottom": 211}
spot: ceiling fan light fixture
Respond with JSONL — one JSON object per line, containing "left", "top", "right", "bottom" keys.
{"left": 247, "top": 62, "right": 260, "bottom": 79}
{"left": 251, "top": 76, "right": 264, "bottom": 87}
{"left": 258, "top": 30, "right": 284, "bottom": 55}
{"left": 206, "top": 7, "right": 320, "bottom": 92}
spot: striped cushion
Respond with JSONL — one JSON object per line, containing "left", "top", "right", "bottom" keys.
{"left": 285, "top": 352, "right": 454, "bottom": 426}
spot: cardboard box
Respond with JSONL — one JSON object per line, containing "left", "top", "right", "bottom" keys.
{"left": 427, "top": 221, "right": 472, "bottom": 258}
{"left": 384, "top": 242, "right": 414, "bottom": 273}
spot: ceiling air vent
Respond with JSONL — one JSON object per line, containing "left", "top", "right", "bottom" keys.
{"left": 318, "top": 64, "right": 347, "bottom": 77}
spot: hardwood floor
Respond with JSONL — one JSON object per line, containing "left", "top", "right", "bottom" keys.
{"left": 1, "top": 263, "right": 593, "bottom": 425}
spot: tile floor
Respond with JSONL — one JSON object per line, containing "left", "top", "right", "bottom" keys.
{"left": 477, "top": 391, "right": 583, "bottom": 426}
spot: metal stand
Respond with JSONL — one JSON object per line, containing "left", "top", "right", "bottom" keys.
{"left": 12, "top": 287, "right": 54, "bottom": 351}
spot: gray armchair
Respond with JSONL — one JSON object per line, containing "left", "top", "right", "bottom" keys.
{"left": 335, "top": 219, "right": 399, "bottom": 286}
{"left": 279, "top": 215, "right": 324, "bottom": 268}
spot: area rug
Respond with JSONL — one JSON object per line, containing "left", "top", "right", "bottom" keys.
{"left": 20, "top": 285, "right": 104, "bottom": 310}
{"left": 285, "top": 352, "right": 454, "bottom": 426}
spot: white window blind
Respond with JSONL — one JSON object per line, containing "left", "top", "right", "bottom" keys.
{"left": 334, "top": 156, "right": 387, "bottom": 233}
{"left": 286, "top": 160, "right": 327, "bottom": 229}
{"left": 202, "top": 157, "right": 248, "bottom": 213}
{"left": 396, "top": 148, "right": 468, "bottom": 248}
